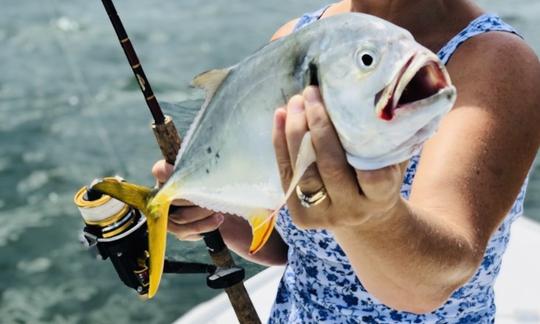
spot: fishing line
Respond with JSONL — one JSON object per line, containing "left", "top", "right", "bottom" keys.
{"left": 48, "top": 0, "right": 127, "bottom": 175}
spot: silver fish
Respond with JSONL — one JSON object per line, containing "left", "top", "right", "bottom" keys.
{"left": 94, "top": 12, "right": 456, "bottom": 297}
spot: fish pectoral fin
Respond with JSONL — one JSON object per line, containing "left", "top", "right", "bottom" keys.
{"left": 191, "top": 67, "right": 231, "bottom": 97}
{"left": 248, "top": 209, "right": 278, "bottom": 254}
{"left": 283, "top": 132, "right": 317, "bottom": 200}
{"left": 248, "top": 133, "right": 316, "bottom": 255}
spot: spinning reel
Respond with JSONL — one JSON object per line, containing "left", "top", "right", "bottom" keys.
{"left": 74, "top": 177, "right": 245, "bottom": 297}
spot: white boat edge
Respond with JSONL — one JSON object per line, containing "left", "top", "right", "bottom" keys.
{"left": 175, "top": 216, "right": 540, "bottom": 324}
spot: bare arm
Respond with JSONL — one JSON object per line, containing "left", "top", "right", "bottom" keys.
{"left": 273, "top": 32, "right": 540, "bottom": 312}
{"left": 218, "top": 213, "right": 287, "bottom": 265}
{"left": 337, "top": 33, "right": 540, "bottom": 312}
{"left": 270, "top": 18, "right": 299, "bottom": 41}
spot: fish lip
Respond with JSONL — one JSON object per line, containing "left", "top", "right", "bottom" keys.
{"left": 375, "top": 52, "right": 452, "bottom": 121}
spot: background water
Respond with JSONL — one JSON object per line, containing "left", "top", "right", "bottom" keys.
{"left": 0, "top": 0, "right": 538, "bottom": 323}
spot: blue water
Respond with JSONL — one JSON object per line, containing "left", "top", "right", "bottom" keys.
{"left": 0, "top": 0, "right": 538, "bottom": 323}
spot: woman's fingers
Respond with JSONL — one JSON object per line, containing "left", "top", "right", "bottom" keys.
{"left": 273, "top": 107, "right": 293, "bottom": 191}
{"left": 354, "top": 162, "right": 406, "bottom": 207}
{"left": 168, "top": 213, "right": 224, "bottom": 241}
{"left": 303, "top": 86, "right": 358, "bottom": 195}
{"left": 273, "top": 89, "right": 326, "bottom": 228}
{"left": 152, "top": 160, "right": 174, "bottom": 185}
{"left": 168, "top": 207, "right": 223, "bottom": 241}
{"left": 285, "top": 95, "right": 309, "bottom": 166}
{"left": 169, "top": 206, "right": 215, "bottom": 224}
{"left": 273, "top": 86, "right": 407, "bottom": 229}
{"left": 285, "top": 93, "right": 325, "bottom": 193}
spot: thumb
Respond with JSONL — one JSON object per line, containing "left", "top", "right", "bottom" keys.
{"left": 152, "top": 160, "right": 174, "bottom": 184}
{"left": 355, "top": 164, "right": 403, "bottom": 204}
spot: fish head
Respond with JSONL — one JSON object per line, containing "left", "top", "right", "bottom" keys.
{"left": 316, "top": 14, "right": 456, "bottom": 170}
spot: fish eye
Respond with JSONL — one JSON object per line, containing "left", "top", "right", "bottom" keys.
{"left": 361, "top": 53, "right": 373, "bottom": 66}
{"left": 355, "top": 49, "right": 378, "bottom": 70}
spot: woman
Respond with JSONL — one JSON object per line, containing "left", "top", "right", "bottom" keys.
{"left": 154, "top": 0, "right": 540, "bottom": 322}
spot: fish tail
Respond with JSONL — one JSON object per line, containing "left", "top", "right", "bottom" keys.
{"left": 248, "top": 208, "right": 279, "bottom": 254}
{"left": 91, "top": 178, "right": 176, "bottom": 299}
{"left": 145, "top": 184, "right": 177, "bottom": 298}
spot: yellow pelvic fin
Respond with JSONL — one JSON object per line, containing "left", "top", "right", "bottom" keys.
{"left": 91, "top": 178, "right": 176, "bottom": 299}
{"left": 248, "top": 209, "right": 278, "bottom": 254}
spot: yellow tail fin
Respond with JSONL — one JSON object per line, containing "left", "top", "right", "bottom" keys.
{"left": 91, "top": 178, "right": 171, "bottom": 299}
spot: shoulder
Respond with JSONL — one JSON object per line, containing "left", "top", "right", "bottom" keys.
{"left": 410, "top": 30, "right": 539, "bottom": 246}
{"left": 447, "top": 31, "right": 540, "bottom": 106}
{"left": 444, "top": 30, "right": 540, "bottom": 132}
{"left": 450, "top": 30, "right": 539, "bottom": 71}
{"left": 270, "top": 18, "right": 300, "bottom": 41}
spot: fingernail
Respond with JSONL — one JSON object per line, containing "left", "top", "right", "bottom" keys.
{"left": 274, "top": 110, "right": 285, "bottom": 130}
{"left": 304, "top": 86, "right": 321, "bottom": 104}
{"left": 289, "top": 96, "right": 304, "bottom": 114}
{"left": 216, "top": 214, "right": 224, "bottom": 223}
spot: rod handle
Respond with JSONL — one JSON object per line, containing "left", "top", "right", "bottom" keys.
{"left": 203, "top": 231, "right": 261, "bottom": 324}
{"left": 151, "top": 116, "right": 181, "bottom": 165}
{"left": 224, "top": 283, "right": 261, "bottom": 324}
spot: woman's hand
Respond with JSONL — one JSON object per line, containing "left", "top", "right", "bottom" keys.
{"left": 152, "top": 160, "right": 224, "bottom": 241}
{"left": 272, "top": 86, "right": 407, "bottom": 230}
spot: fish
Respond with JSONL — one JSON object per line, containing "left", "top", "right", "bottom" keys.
{"left": 92, "top": 12, "right": 456, "bottom": 298}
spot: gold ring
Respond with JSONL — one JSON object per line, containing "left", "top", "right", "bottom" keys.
{"left": 295, "top": 185, "right": 328, "bottom": 208}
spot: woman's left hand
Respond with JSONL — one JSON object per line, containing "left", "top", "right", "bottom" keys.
{"left": 272, "top": 86, "right": 407, "bottom": 230}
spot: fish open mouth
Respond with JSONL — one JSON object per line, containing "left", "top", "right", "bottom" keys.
{"left": 376, "top": 53, "right": 452, "bottom": 121}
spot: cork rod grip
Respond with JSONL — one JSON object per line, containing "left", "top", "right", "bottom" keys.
{"left": 152, "top": 116, "right": 181, "bottom": 165}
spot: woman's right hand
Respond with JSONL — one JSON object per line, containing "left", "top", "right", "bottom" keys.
{"left": 151, "top": 160, "right": 224, "bottom": 241}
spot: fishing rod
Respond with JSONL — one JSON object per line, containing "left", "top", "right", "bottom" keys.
{"left": 75, "top": 1, "right": 261, "bottom": 322}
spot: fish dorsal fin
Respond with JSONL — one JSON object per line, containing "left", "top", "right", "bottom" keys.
{"left": 191, "top": 68, "right": 231, "bottom": 99}
{"left": 176, "top": 68, "right": 232, "bottom": 166}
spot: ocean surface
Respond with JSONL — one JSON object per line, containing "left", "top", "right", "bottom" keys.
{"left": 0, "top": 0, "right": 538, "bottom": 323}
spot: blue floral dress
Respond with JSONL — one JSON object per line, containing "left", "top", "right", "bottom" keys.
{"left": 269, "top": 8, "right": 527, "bottom": 324}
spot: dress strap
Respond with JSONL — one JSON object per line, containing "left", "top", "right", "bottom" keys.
{"left": 293, "top": 5, "right": 332, "bottom": 32}
{"left": 437, "top": 13, "right": 521, "bottom": 64}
